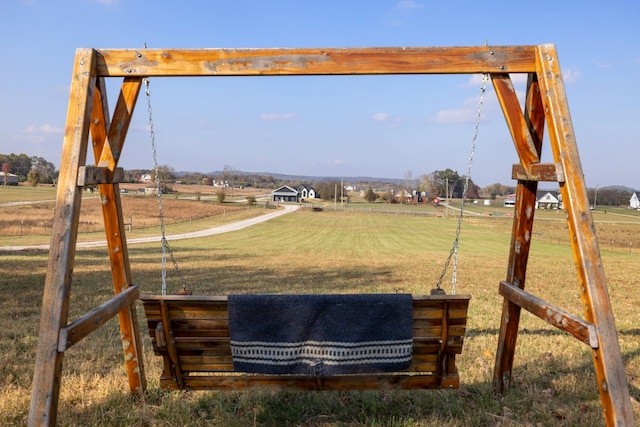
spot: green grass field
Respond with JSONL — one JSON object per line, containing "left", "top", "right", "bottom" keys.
{"left": 1, "top": 192, "right": 639, "bottom": 425}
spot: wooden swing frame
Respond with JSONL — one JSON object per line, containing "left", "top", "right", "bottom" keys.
{"left": 28, "top": 45, "right": 635, "bottom": 426}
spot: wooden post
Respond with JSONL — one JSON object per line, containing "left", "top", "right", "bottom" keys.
{"left": 29, "top": 48, "right": 96, "bottom": 427}
{"left": 90, "top": 76, "right": 146, "bottom": 395}
{"left": 535, "top": 43, "right": 635, "bottom": 426}
{"left": 493, "top": 72, "right": 544, "bottom": 391}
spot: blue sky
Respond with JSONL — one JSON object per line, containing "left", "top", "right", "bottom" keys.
{"left": 1, "top": 1, "right": 638, "bottom": 187}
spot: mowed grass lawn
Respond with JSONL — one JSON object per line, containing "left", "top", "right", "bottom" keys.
{"left": 1, "top": 205, "right": 639, "bottom": 425}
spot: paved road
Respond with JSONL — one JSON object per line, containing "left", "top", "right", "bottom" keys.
{"left": 0, "top": 204, "right": 299, "bottom": 251}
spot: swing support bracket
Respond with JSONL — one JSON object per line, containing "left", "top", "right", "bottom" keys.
{"left": 511, "top": 162, "right": 564, "bottom": 182}
{"left": 77, "top": 165, "right": 125, "bottom": 186}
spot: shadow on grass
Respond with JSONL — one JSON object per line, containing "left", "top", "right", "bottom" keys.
{"left": 62, "top": 383, "right": 499, "bottom": 426}
{"left": 60, "top": 352, "right": 637, "bottom": 427}
{"left": 127, "top": 245, "right": 404, "bottom": 295}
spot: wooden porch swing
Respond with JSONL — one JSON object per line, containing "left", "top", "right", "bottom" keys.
{"left": 29, "top": 45, "right": 636, "bottom": 427}
{"left": 136, "top": 70, "right": 483, "bottom": 392}
{"left": 140, "top": 293, "right": 471, "bottom": 391}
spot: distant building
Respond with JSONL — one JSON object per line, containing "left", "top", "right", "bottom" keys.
{"left": 144, "top": 186, "right": 159, "bottom": 196}
{"left": 298, "top": 184, "right": 317, "bottom": 200}
{"left": 536, "top": 191, "right": 563, "bottom": 209}
{"left": 271, "top": 185, "right": 318, "bottom": 203}
{"left": 272, "top": 185, "right": 300, "bottom": 203}
{"left": 0, "top": 172, "right": 19, "bottom": 186}
{"left": 630, "top": 193, "right": 640, "bottom": 209}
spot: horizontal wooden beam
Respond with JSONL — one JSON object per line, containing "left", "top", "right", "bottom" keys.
{"left": 499, "top": 281, "right": 598, "bottom": 348}
{"left": 511, "top": 163, "right": 564, "bottom": 182}
{"left": 58, "top": 285, "right": 140, "bottom": 352}
{"left": 94, "top": 46, "right": 537, "bottom": 77}
{"left": 169, "top": 372, "right": 461, "bottom": 391}
{"left": 77, "top": 166, "right": 124, "bottom": 186}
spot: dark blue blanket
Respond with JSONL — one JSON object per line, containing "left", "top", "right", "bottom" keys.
{"left": 228, "top": 294, "right": 413, "bottom": 375}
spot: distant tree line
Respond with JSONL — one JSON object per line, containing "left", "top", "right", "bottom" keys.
{"left": 0, "top": 153, "right": 56, "bottom": 184}
{"left": 481, "top": 182, "right": 517, "bottom": 199}
{"left": 417, "top": 169, "right": 481, "bottom": 199}
{"left": 3, "top": 153, "right": 634, "bottom": 207}
{"left": 587, "top": 187, "right": 635, "bottom": 207}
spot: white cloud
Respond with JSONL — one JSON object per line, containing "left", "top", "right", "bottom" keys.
{"left": 433, "top": 108, "right": 477, "bottom": 124}
{"left": 24, "top": 124, "right": 63, "bottom": 135}
{"left": 467, "top": 74, "right": 488, "bottom": 87}
{"left": 562, "top": 66, "right": 581, "bottom": 84}
{"left": 372, "top": 112, "right": 390, "bottom": 121}
{"left": 260, "top": 113, "right": 296, "bottom": 121}
{"left": 395, "top": 0, "right": 424, "bottom": 10}
{"left": 388, "top": 0, "right": 423, "bottom": 26}
{"left": 20, "top": 124, "right": 64, "bottom": 144}
{"left": 433, "top": 90, "right": 493, "bottom": 124}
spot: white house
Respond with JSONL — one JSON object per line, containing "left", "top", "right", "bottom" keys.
{"left": 630, "top": 193, "right": 640, "bottom": 209}
{"left": 297, "top": 184, "right": 317, "bottom": 200}
{"left": 536, "top": 191, "right": 563, "bottom": 209}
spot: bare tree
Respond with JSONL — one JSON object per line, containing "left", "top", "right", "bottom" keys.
{"left": 2, "top": 162, "right": 10, "bottom": 186}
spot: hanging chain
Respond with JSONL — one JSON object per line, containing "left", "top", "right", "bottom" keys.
{"left": 434, "top": 73, "right": 489, "bottom": 295}
{"left": 144, "top": 77, "right": 188, "bottom": 295}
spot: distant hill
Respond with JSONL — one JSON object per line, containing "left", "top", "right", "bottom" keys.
{"left": 177, "top": 170, "right": 405, "bottom": 185}
{"left": 599, "top": 185, "right": 638, "bottom": 193}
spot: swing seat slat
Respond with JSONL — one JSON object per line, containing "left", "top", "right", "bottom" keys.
{"left": 140, "top": 293, "right": 470, "bottom": 391}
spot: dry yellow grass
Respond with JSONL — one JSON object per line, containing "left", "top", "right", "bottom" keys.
{"left": 0, "top": 193, "right": 242, "bottom": 238}
{"left": 1, "top": 198, "right": 639, "bottom": 425}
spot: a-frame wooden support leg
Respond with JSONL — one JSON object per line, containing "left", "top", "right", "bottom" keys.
{"left": 492, "top": 71, "right": 544, "bottom": 392}
{"left": 28, "top": 48, "right": 97, "bottom": 427}
{"left": 493, "top": 45, "right": 635, "bottom": 426}
{"left": 90, "top": 76, "right": 146, "bottom": 395}
{"left": 28, "top": 50, "right": 146, "bottom": 427}
{"left": 535, "top": 44, "right": 634, "bottom": 426}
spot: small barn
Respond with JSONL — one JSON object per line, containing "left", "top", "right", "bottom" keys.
{"left": 272, "top": 185, "right": 299, "bottom": 203}
{"left": 630, "top": 193, "right": 640, "bottom": 210}
{"left": 0, "top": 172, "right": 19, "bottom": 186}
{"left": 144, "top": 186, "right": 159, "bottom": 196}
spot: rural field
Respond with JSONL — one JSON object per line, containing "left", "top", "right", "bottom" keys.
{"left": 1, "top": 185, "right": 639, "bottom": 426}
